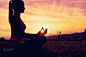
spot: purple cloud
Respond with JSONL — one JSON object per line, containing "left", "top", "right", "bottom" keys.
{"left": 0, "top": 2, "right": 8, "bottom": 9}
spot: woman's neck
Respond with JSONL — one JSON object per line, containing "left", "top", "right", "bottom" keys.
{"left": 14, "top": 11, "right": 21, "bottom": 17}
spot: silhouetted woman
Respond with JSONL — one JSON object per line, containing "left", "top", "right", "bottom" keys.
{"left": 8, "top": 0, "right": 47, "bottom": 57}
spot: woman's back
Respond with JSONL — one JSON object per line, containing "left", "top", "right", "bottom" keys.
{"left": 9, "top": 15, "right": 26, "bottom": 48}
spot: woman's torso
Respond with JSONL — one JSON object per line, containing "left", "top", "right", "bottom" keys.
{"left": 9, "top": 15, "right": 26, "bottom": 48}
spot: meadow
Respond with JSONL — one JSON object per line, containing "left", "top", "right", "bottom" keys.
{"left": 41, "top": 40, "right": 86, "bottom": 57}
{"left": 0, "top": 40, "right": 86, "bottom": 57}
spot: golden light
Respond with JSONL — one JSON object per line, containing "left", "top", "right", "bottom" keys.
{"left": 41, "top": 29, "right": 44, "bottom": 33}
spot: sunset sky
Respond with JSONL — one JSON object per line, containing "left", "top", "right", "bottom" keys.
{"left": 0, "top": 0, "right": 86, "bottom": 40}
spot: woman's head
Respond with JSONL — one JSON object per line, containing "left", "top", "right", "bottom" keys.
{"left": 11, "top": 0, "right": 25, "bottom": 13}
{"left": 9, "top": 0, "right": 25, "bottom": 23}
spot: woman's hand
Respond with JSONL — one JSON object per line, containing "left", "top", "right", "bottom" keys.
{"left": 37, "top": 28, "right": 47, "bottom": 39}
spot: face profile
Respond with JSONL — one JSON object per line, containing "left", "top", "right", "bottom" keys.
{"left": 18, "top": 5, "right": 25, "bottom": 13}
{"left": 10, "top": 0, "right": 25, "bottom": 14}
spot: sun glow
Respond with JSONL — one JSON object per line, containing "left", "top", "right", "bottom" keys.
{"left": 41, "top": 29, "right": 44, "bottom": 33}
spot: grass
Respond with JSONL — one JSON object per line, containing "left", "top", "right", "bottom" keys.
{"left": 41, "top": 40, "right": 86, "bottom": 57}
{"left": 0, "top": 40, "right": 86, "bottom": 57}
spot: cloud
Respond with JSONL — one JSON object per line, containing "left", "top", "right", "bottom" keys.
{"left": 0, "top": 2, "right": 8, "bottom": 9}
{"left": 0, "top": 29, "right": 10, "bottom": 32}
{"left": 23, "top": 0, "right": 86, "bottom": 18}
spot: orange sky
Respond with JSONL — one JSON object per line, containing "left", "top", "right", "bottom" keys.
{"left": 0, "top": 0, "right": 86, "bottom": 40}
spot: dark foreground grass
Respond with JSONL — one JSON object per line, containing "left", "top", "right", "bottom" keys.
{"left": 0, "top": 40, "right": 86, "bottom": 57}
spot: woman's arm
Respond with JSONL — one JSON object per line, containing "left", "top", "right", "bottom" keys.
{"left": 19, "top": 32, "right": 38, "bottom": 39}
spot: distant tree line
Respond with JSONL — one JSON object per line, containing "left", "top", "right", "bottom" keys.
{"left": 0, "top": 37, "right": 5, "bottom": 41}
{"left": 56, "top": 29, "right": 86, "bottom": 41}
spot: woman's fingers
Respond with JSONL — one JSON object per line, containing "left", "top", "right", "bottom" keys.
{"left": 43, "top": 28, "right": 47, "bottom": 35}
{"left": 37, "top": 28, "right": 47, "bottom": 39}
